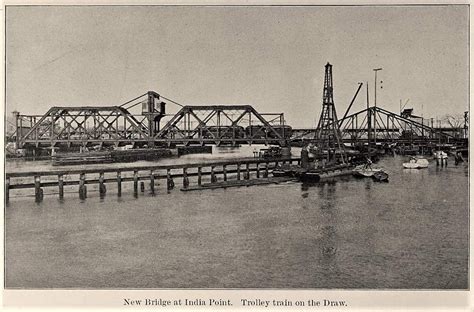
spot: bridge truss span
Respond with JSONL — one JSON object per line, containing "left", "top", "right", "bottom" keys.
{"left": 14, "top": 94, "right": 291, "bottom": 151}
{"left": 17, "top": 106, "right": 150, "bottom": 149}
{"left": 290, "top": 106, "right": 463, "bottom": 146}
{"left": 339, "top": 106, "right": 456, "bottom": 144}
{"left": 155, "top": 105, "right": 290, "bottom": 146}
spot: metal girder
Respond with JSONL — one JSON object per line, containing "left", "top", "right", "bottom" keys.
{"left": 290, "top": 106, "right": 461, "bottom": 145}
{"left": 339, "top": 106, "right": 455, "bottom": 144}
{"left": 16, "top": 103, "right": 290, "bottom": 149}
{"left": 18, "top": 106, "right": 149, "bottom": 148}
{"left": 155, "top": 105, "right": 289, "bottom": 146}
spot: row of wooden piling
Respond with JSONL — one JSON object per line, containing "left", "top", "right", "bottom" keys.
{"left": 6, "top": 158, "right": 300, "bottom": 203}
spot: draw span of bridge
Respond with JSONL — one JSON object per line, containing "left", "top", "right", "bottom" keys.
{"left": 11, "top": 91, "right": 463, "bottom": 152}
{"left": 12, "top": 91, "right": 290, "bottom": 150}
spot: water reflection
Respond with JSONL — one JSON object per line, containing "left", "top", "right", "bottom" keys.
{"left": 5, "top": 154, "right": 469, "bottom": 289}
{"left": 321, "top": 225, "right": 337, "bottom": 259}
{"left": 364, "top": 179, "right": 371, "bottom": 190}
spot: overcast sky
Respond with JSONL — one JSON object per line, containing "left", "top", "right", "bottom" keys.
{"left": 6, "top": 5, "right": 468, "bottom": 127}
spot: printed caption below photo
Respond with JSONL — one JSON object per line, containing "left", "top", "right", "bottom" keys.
{"left": 123, "top": 298, "right": 348, "bottom": 308}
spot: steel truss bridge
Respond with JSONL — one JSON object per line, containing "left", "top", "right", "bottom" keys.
{"left": 13, "top": 91, "right": 466, "bottom": 152}
{"left": 14, "top": 91, "right": 290, "bottom": 150}
{"left": 291, "top": 106, "right": 466, "bottom": 146}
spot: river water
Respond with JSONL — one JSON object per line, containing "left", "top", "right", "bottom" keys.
{"left": 5, "top": 149, "right": 469, "bottom": 289}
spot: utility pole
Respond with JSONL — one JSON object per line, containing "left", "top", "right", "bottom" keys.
{"left": 373, "top": 68, "right": 383, "bottom": 108}
{"left": 373, "top": 68, "right": 382, "bottom": 148}
{"left": 366, "top": 82, "right": 371, "bottom": 154}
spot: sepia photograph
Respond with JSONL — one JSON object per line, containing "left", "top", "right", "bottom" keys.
{"left": 3, "top": 3, "right": 469, "bottom": 298}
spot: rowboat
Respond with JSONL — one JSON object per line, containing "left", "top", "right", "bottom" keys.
{"left": 372, "top": 171, "right": 389, "bottom": 182}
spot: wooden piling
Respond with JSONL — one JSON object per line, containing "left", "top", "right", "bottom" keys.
{"left": 197, "top": 167, "right": 202, "bottom": 186}
{"left": 6, "top": 156, "right": 300, "bottom": 202}
{"left": 183, "top": 168, "right": 189, "bottom": 189}
{"left": 5, "top": 177, "right": 10, "bottom": 203}
{"left": 167, "top": 169, "right": 174, "bottom": 190}
{"left": 34, "top": 175, "right": 43, "bottom": 202}
{"left": 211, "top": 166, "right": 217, "bottom": 183}
{"left": 117, "top": 171, "right": 122, "bottom": 196}
{"left": 149, "top": 170, "right": 155, "bottom": 194}
{"left": 79, "top": 173, "right": 87, "bottom": 199}
{"left": 133, "top": 170, "right": 139, "bottom": 195}
{"left": 58, "top": 174, "right": 64, "bottom": 199}
{"left": 99, "top": 172, "right": 106, "bottom": 197}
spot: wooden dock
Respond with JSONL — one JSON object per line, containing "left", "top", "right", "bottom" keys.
{"left": 5, "top": 157, "right": 302, "bottom": 203}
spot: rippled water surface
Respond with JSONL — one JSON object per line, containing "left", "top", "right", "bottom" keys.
{"left": 5, "top": 155, "right": 469, "bottom": 289}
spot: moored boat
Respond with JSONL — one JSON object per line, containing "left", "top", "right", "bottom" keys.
{"left": 298, "top": 170, "right": 321, "bottom": 182}
{"left": 372, "top": 171, "right": 389, "bottom": 182}
{"left": 271, "top": 164, "right": 302, "bottom": 177}
{"left": 299, "top": 164, "right": 354, "bottom": 182}
{"left": 402, "top": 157, "right": 429, "bottom": 169}
{"left": 352, "top": 164, "right": 384, "bottom": 178}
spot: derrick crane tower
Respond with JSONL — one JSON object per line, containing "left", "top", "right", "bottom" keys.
{"left": 313, "top": 62, "right": 347, "bottom": 164}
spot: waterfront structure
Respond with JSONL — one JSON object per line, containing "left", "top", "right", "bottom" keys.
{"left": 312, "top": 62, "right": 347, "bottom": 164}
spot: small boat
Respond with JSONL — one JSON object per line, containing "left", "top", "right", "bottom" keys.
{"left": 299, "top": 164, "right": 354, "bottom": 182}
{"left": 352, "top": 164, "right": 384, "bottom": 178}
{"left": 52, "top": 151, "right": 113, "bottom": 166}
{"left": 259, "top": 146, "right": 282, "bottom": 158}
{"left": 403, "top": 157, "right": 429, "bottom": 169}
{"left": 271, "top": 164, "right": 301, "bottom": 177}
{"left": 299, "top": 170, "right": 321, "bottom": 182}
{"left": 372, "top": 171, "right": 389, "bottom": 182}
{"left": 433, "top": 150, "right": 448, "bottom": 160}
